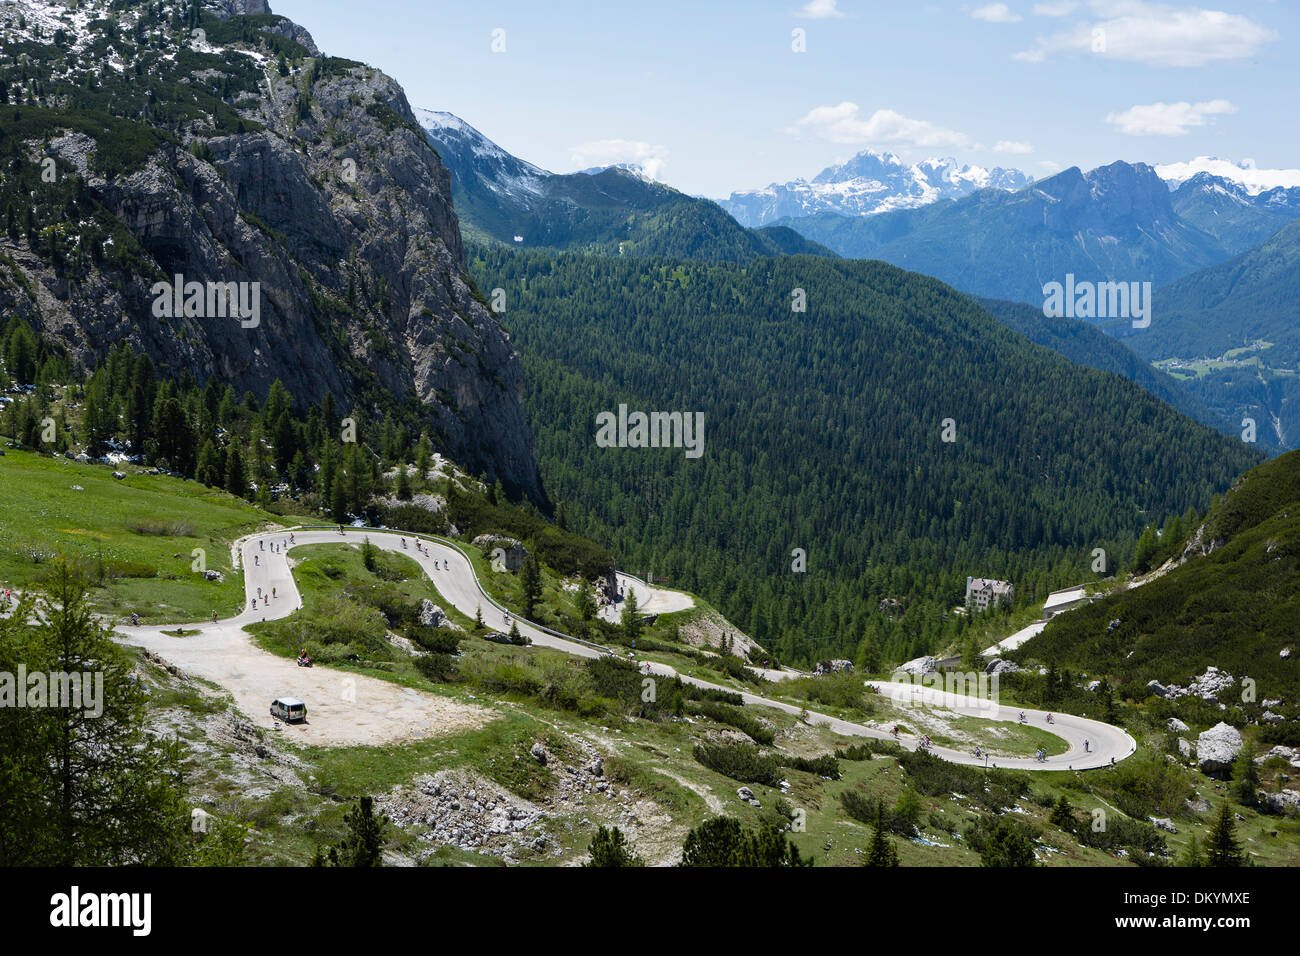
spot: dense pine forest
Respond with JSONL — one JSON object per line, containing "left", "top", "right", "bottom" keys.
{"left": 472, "top": 247, "right": 1262, "bottom": 667}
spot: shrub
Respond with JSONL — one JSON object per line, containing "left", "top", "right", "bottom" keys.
{"left": 413, "top": 653, "right": 454, "bottom": 682}
{"left": 693, "top": 741, "right": 782, "bottom": 786}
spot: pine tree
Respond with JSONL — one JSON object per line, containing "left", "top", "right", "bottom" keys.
{"left": 1231, "top": 747, "right": 1259, "bottom": 807}
{"left": 1049, "top": 794, "right": 1076, "bottom": 833}
{"left": 865, "top": 807, "right": 900, "bottom": 867}
{"left": 621, "top": 587, "right": 642, "bottom": 645}
{"left": 520, "top": 555, "right": 542, "bottom": 619}
{"left": 317, "top": 796, "right": 388, "bottom": 867}
{"left": 224, "top": 443, "right": 246, "bottom": 498}
{"left": 585, "top": 826, "right": 644, "bottom": 867}
{"left": 1204, "top": 804, "right": 1245, "bottom": 867}
{"left": 1177, "top": 834, "right": 1207, "bottom": 867}
{"left": 0, "top": 561, "right": 190, "bottom": 864}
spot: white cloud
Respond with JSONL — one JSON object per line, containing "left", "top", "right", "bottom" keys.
{"left": 972, "top": 3, "right": 1023, "bottom": 22}
{"left": 1037, "top": 160, "right": 1065, "bottom": 173}
{"left": 1105, "top": 99, "right": 1236, "bottom": 135}
{"left": 790, "top": 103, "right": 973, "bottom": 150}
{"left": 1032, "top": 1, "right": 1079, "bottom": 14}
{"left": 993, "top": 140, "right": 1035, "bottom": 153}
{"left": 797, "top": 0, "right": 848, "bottom": 18}
{"left": 1014, "top": 1, "right": 1276, "bottom": 67}
{"left": 1156, "top": 156, "right": 1300, "bottom": 193}
{"left": 568, "top": 140, "right": 670, "bottom": 180}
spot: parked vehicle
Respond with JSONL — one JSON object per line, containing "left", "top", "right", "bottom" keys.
{"left": 271, "top": 697, "right": 307, "bottom": 723}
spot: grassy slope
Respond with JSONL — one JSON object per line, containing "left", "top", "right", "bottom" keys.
{"left": 0, "top": 448, "right": 272, "bottom": 622}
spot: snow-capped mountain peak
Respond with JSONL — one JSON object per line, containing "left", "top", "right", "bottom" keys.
{"left": 1156, "top": 156, "right": 1300, "bottom": 196}
{"left": 720, "top": 149, "right": 1034, "bottom": 226}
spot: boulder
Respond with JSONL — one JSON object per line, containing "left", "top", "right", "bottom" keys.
{"left": 418, "top": 599, "right": 461, "bottom": 630}
{"left": 1261, "top": 711, "right": 1285, "bottom": 725}
{"left": 1282, "top": 648, "right": 1293, "bottom": 660}
{"left": 1084, "top": 680, "right": 1101, "bottom": 692}
{"left": 202, "top": 569, "right": 224, "bottom": 583}
{"left": 813, "top": 659, "right": 854, "bottom": 676}
{"left": 1150, "top": 817, "right": 1178, "bottom": 834}
{"left": 528, "top": 742, "right": 547, "bottom": 766}
{"left": 1177, "top": 738, "right": 1192, "bottom": 759}
{"left": 898, "top": 656, "right": 938, "bottom": 677}
{"left": 1147, "top": 679, "right": 1173, "bottom": 699}
{"left": 986, "top": 659, "right": 1021, "bottom": 677}
{"left": 1261, "top": 790, "right": 1300, "bottom": 814}
{"left": 1197, "top": 722, "right": 1243, "bottom": 775}
{"left": 1167, "top": 717, "right": 1190, "bottom": 733}
{"left": 737, "top": 787, "right": 755, "bottom": 802}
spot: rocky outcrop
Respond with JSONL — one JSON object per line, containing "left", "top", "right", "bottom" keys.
{"left": 417, "top": 599, "right": 461, "bottom": 631}
{"left": 473, "top": 535, "right": 529, "bottom": 572}
{"left": 1148, "top": 667, "right": 1235, "bottom": 704}
{"left": 1197, "top": 722, "right": 1243, "bottom": 775}
{"left": 0, "top": 0, "right": 541, "bottom": 499}
{"left": 986, "top": 659, "right": 1021, "bottom": 677}
{"left": 1260, "top": 790, "right": 1300, "bottom": 815}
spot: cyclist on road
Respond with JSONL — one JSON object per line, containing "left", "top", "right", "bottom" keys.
{"left": 1084, "top": 738, "right": 1090, "bottom": 753}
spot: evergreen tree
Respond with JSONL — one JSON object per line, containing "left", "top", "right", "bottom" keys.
{"left": 1231, "top": 747, "right": 1259, "bottom": 807}
{"left": 520, "top": 555, "right": 542, "bottom": 619}
{"left": 865, "top": 806, "right": 900, "bottom": 867}
{"left": 316, "top": 796, "right": 388, "bottom": 867}
{"left": 224, "top": 443, "right": 246, "bottom": 497}
{"left": 1177, "top": 834, "right": 1207, "bottom": 867}
{"left": 1049, "top": 795, "right": 1076, "bottom": 833}
{"left": 1204, "top": 804, "right": 1245, "bottom": 867}
{"left": 0, "top": 562, "right": 190, "bottom": 864}
{"left": 621, "top": 588, "right": 642, "bottom": 645}
{"left": 585, "top": 826, "right": 644, "bottom": 867}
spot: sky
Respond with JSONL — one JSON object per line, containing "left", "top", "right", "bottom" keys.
{"left": 270, "top": 0, "right": 1300, "bottom": 198}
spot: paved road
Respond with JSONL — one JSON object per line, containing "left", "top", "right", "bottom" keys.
{"left": 121, "top": 526, "right": 1137, "bottom": 770}
{"left": 598, "top": 571, "right": 695, "bottom": 624}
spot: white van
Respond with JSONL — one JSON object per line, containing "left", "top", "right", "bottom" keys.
{"left": 270, "top": 697, "right": 307, "bottom": 723}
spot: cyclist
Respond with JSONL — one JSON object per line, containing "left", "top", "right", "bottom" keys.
{"left": 1046, "top": 713, "right": 1054, "bottom": 724}
{"left": 1018, "top": 710, "right": 1026, "bottom": 723}
{"left": 1084, "top": 738, "right": 1090, "bottom": 753}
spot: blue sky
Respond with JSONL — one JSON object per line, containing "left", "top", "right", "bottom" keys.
{"left": 271, "top": 0, "right": 1300, "bottom": 197}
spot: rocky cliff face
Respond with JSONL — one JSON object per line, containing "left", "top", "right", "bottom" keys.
{"left": 0, "top": 0, "right": 541, "bottom": 499}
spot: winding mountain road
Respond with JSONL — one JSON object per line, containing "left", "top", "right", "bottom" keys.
{"left": 116, "top": 526, "right": 1136, "bottom": 769}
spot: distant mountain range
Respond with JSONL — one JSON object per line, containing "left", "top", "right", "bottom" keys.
{"left": 772, "top": 161, "right": 1300, "bottom": 306}
{"left": 417, "top": 110, "right": 833, "bottom": 263}
{"left": 719, "top": 150, "right": 1034, "bottom": 227}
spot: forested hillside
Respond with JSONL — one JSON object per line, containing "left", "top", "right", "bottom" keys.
{"left": 472, "top": 247, "right": 1261, "bottom": 667}
{"left": 976, "top": 298, "right": 1236, "bottom": 443}
{"left": 1015, "top": 450, "right": 1300, "bottom": 700}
